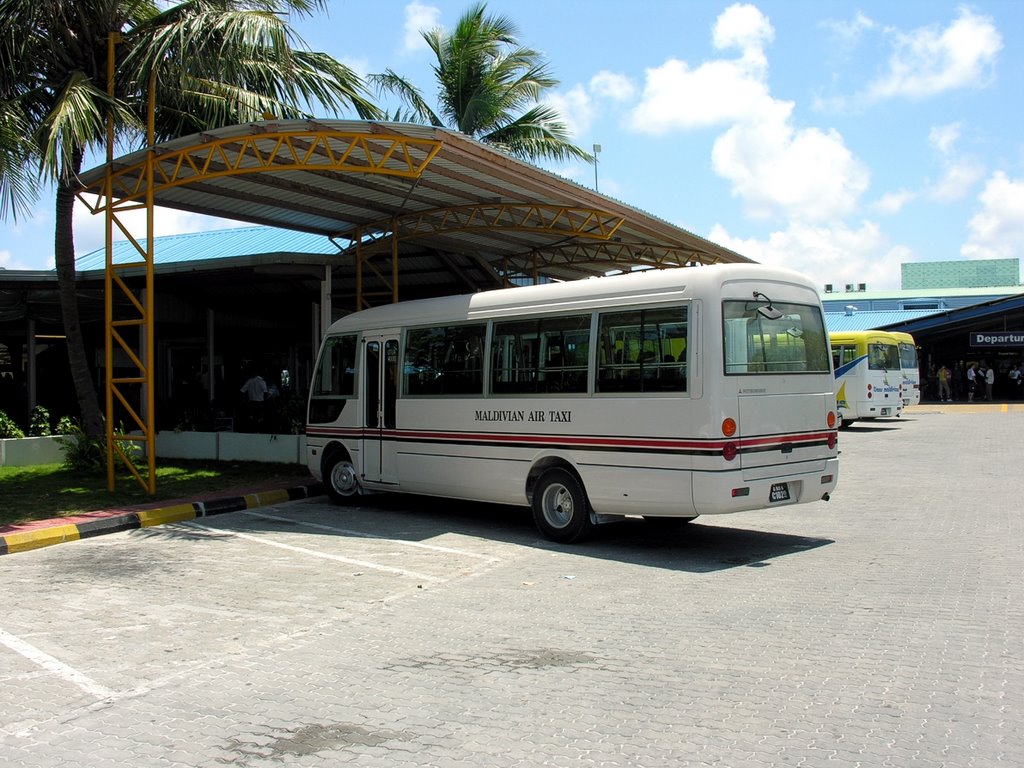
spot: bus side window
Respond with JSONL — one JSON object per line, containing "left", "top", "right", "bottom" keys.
{"left": 490, "top": 314, "right": 589, "bottom": 395}
{"left": 404, "top": 325, "right": 486, "bottom": 396}
{"left": 597, "top": 307, "right": 687, "bottom": 393}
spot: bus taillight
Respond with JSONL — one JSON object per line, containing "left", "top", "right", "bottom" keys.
{"left": 827, "top": 411, "right": 836, "bottom": 428}
{"left": 867, "top": 384, "right": 873, "bottom": 399}
{"left": 827, "top": 432, "right": 837, "bottom": 449}
{"left": 723, "top": 442, "right": 738, "bottom": 461}
{"left": 722, "top": 418, "right": 737, "bottom": 437}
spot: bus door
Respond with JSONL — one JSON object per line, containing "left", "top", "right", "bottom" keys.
{"left": 362, "top": 333, "right": 400, "bottom": 486}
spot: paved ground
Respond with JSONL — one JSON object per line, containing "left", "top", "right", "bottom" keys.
{"left": 1, "top": 406, "right": 1021, "bottom": 767}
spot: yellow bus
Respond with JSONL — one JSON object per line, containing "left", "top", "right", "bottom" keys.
{"left": 891, "top": 331, "right": 921, "bottom": 406}
{"left": 829, "top": 330, "right": 903, "bottom": 425}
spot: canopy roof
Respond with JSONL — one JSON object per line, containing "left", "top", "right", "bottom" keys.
{"left": 76, "top": 119, "right": 749, "bottom": 292}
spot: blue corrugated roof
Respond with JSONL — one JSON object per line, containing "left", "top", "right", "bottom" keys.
{"left": 825, "top": 309, "right": 942, "bottom": 332}
{"left": 75, "top": 225, "right": 338, "bottom": 271}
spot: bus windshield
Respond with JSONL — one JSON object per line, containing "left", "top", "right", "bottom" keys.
{"left": 723, "top": 301, "right": 830, "bottom": 374}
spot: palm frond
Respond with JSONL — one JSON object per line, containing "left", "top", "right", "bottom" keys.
{"left": 38, "top": 71, "right": 141, "bottom": 181}
{"left": 0, "top": 104, "right": 41, "bottom": 220}
{"left": 369, "top": 70, "right": 443, "bottom": 126}
{"left": 484, "top": 105, "right": 594, "bottom": 164}
{"left": 124, "top": 6, "right": 380, "bottom": 125}
{"left": 387, "top": 1, "right": 588, "bottom": 163}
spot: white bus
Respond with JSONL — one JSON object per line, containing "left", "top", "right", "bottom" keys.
{"left": 829, "top": 330, "right": 904, "bottom": 425}
{"left": 306, "top": 264, "right": 839, "bottom": 542}
{"left": 892, "top": 331, "right": 921, "bottom": 406}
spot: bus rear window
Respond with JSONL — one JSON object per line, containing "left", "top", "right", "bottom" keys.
{"left": 723, "top": 300, "right": 830, "bottom": 374}
{"left": 869, "top": 343, "right": 900, "bottom": 371}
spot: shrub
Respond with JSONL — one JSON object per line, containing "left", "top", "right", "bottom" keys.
{"left": 0, "top": 410, "right": 25, "bottom": 439}
{"left": 55, "top": 415, "right": 76, "bottom": 435}
{"left": 56, "top": 419, "right": 143, "bottom": 473}
{"left": 29, "top": 405, "right": 52, "bottom": 436}
{"left": 56, "top": 420, "right": 106, "bottom": 472}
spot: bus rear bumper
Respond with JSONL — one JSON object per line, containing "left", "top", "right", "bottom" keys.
{"left": 694, "top": 458, "right": 839, "bottom": 515}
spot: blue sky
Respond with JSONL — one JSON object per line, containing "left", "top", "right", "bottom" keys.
{"left": 2, "top": 0, "right": 1022, "bottom": 291}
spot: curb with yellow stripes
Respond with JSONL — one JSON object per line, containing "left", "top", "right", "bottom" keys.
{"left": 1, "top": 482, "right": 324, "bottom": 557}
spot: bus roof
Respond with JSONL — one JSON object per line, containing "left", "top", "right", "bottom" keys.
{"left": 828, "top": 330, "right": 901, "bottom": 344}
{"left": 326, "top": 263, "right": 820, "bottom": 333}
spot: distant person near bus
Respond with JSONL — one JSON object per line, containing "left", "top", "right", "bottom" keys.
{"left": 937, "top": 364, "right": 952, "bottom": 402}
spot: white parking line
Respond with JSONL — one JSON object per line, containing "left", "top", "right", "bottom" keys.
{"left": 0, "top": 627, "right": 113, "bottom": 699}
{"left": 240, "top": 510, "right": 503, "bottom": 562}
{"left": 182, "top": 521, "right": 444, "bottom": 582}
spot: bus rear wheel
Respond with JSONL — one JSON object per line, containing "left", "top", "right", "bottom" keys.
{"left": 532, "top": 468, "right": 593, "bottom": 543}
{"left": 324, "top": 453, "right": 361, "bottom": 505}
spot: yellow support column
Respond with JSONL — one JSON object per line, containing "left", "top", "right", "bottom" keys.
{"left": 104, "top": 31, "right": 118, "bottom": 492}
{"left": 104, "top": 32, "right": 156, "bottom": 493}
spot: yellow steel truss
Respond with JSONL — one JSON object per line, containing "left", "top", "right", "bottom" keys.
{"left": 86, "top": 130, "right": 444, "bottom": 208}
{"left": 335, "top": 204, "right": 627, "bottom": 306}
{"left": 510, "top": 242, "right": 718, "bottom": 273}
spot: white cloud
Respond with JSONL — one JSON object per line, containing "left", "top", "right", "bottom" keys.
{"left": 822, "top": 11, "right": 876, "bottom": 49}
{"left": 589, "top": 71, "right": 636, "bottom": 102}
{"left": 626, "top": 4, "right": 775, "bottom": 134}
{"left": 713, "top": 3, "right": 775, "bottom": 69}
{"left": 868, "top": 8, "right": 1002, "bottom": 100}
{"left": 872, "top": 189, "right": 916, "bottom": 215}
{"left": 544, "top": 85, "right": 595, "bottom": 139}
{"left": 929, "top": 123, "right": 961, "bottom": 154}
{"left": 925, "top": 123, "right": 985, "bottom": 202}
{"left": 929, "top": 160, "right": 986, "bottom": 202}
{"left": 402, "top": 1, "right": 441, "bottom": 54}
{"left": 710, "top": 101, "right": 870, "bottom": 223}
{"left": 0, "top": 249, "right": 35, "bottom": 271}
{"left": 962, "top": 172, "right": 1024, "bottom": 259}
{"left": 710, "top": 220, "right": 910, "bottom": 291}
{"left": 621, "top": 4, "right": 869, "bottom": 224}
{"left": 626, "top": 58, "right": 773, "bottom": 133}
{"left": 338, "top": 55, "right": 372, "bottom": 81}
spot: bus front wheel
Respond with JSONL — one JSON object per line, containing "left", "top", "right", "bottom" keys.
{"left": 324, "top": 453, "right": 361, "bottom": 505}
{"left": 532, "top": 469, "right": 593, "bottom": 543}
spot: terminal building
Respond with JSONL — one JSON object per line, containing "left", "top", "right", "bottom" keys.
{"left": 822, "top": 258, "right": 1024, "bottom": 401}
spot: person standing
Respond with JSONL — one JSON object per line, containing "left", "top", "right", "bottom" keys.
{"left": 985, "top": 365, "right": 995, "bottom": 402}
{"left": 966, "top": 363, "right": 978, "bottom": 402}
{"left": 1008, "top": 363, "right": 1022, "bottom": 399}
{"left": 937, "top": 363, "right": 952, "bottom": 402}
{"left": 240, "top": 371, "right": 268, "bottom": 431}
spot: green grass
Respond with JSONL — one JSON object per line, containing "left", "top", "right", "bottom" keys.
{"left": 0, "top": 461, "right": 315, "bottom": 528}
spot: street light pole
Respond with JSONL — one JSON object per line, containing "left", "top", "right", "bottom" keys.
{"left": 593, "top": 143, "right": 602, "bottom": 192}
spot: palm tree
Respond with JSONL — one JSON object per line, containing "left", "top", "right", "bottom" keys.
{"left": 0, "top": 0, "right": 381, "bottom": 439}
{"left": 370, "top": 2, "right": 591, "bottom": 165}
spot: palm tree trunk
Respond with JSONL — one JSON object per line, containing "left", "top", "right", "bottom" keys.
{"left": 55, "top": 149, "right": 104, "bottom": 439}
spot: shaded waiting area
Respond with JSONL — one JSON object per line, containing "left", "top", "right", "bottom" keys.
{"left": 3, "top": 119, "right": 751, "bottom": 488}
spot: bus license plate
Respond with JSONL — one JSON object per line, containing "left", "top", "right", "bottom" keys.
{"left": 769, "top": 483, "right": 790, "bottom": 502}
{"left": 881, "top": 408, "right": 891, "bottom": 416}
